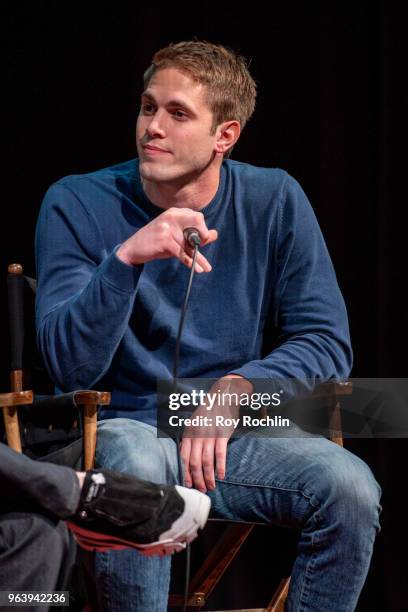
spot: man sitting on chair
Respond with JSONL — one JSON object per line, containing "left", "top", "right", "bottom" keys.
{"left": 35, "top": 41, "right": 381, "bottom": 611}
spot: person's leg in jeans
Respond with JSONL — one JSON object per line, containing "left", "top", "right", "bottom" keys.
{"left": 93, "top": 419, "right": 381, "bottom": 611}
{"left": 208, "top": 430, "right": 382, "bottom": 612}
{"left": 94, "top": 419, "right": 180, "bottom": 612}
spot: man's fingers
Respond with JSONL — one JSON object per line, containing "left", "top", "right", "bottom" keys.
{"left": 176, "top": 244, "right": 212, "bottom": 273}
{"left": 180, "top": 211, "right": 213, "bottom": 245}
{"left": 202, "top": 439, "right": 216, "bottom": 490}
{"left": 190, "top": 249, "right": 212, "bottom": 272}
{"left": 187, "top": 438, "right": 217, "bottom": 492}
{"left": 170, "top": 223, "right": 216, "bottom": 273}
{"left": 179, "top": 248, "right": 206, "bottom": 272}
{"left": 188, "top": 439, "right": 207, "bottom": 492}
{"left": 215, "top": 438, "right": 228, "bottom": 480}
{"left": 180, "top": 438, "right": 192, "bottom": 487}
{"left": 167, "top": 240, "right": 204, "bottom": 273}
{"left": 201, "top": 228, "right": 218, "bottom": 246}
{"left": 184, "top": 227, "right": 218, "bottom": 249}
{"left": 116, "top": 207, "right": 218, "bottom": 267}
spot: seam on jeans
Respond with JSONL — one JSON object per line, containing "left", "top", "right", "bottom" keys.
{"left": 297, "top": 549, "right": 318, "bottom": 612}
{"left": 216, "top": 477, "right": 321, "bottom": 510}
{"left": 287, "top": 497, "right": 323, "bottom": 612}
{"left": 293, "top": 491, "right": 325, "bottom": 611}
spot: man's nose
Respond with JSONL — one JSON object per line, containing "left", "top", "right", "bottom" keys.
{"left": 146, "top": 111, "right": 166, "bottom": 138}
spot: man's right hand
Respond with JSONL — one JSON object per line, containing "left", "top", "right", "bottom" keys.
{"left": 116, "top": 207, "right": 218, "bottom": 272}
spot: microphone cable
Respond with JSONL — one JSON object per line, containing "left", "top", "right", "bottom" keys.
{"left": 173, "top": 233, "right": 200, "bottom": 382}
{"left": 173, "top": 228, "right": 201, "bottom": 612}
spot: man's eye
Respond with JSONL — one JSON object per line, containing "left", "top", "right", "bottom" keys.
{"left": 142, "top": 104, "right": 155, "bottom": 114}
{"left": 173, "top": 110, "right": 187, "bottom": 120}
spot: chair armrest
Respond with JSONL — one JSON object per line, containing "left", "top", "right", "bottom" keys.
{"left": 73, "top": 390, "right": 111, "bottom": 405}
{"left": 1, "top": 390, "right": 33, "bottom": 453}
{"left": 1, "top": 389, "right": 111, "bottom": 469}
{"left": 32, "top": 390, "right": 111, "bottom": 469}
{"left": 313, "top": 380, "right": 353, "bottom": 399}
{"left": 0, "top": 390, "right": 34, "bottom": 407}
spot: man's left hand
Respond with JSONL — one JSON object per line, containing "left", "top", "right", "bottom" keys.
{"left": 180, "top": 375, "right": 253, "bottom": 492}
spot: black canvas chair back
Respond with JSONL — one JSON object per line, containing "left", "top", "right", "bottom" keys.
{"left": 7, "top": 263, "right": 56, "bottom": 394}
{"left": 3, "top": 263, "right": 82, "bottom": 466}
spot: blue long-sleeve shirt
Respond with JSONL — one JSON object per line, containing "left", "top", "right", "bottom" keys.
{"left": 35, "top": 159, "right": 352, "bottom": 424}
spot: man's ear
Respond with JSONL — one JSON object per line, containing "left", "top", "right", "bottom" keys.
{"left": 214, "top": 121, "right": 241, "bottom": 155}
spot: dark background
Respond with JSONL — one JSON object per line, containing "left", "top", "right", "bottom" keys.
{"left": 2, "top": 2, "right": 407, "bottom": 610}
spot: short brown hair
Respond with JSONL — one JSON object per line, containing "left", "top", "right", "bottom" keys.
{"left": 143, "top": 41, "right": 257, "bottom": 134}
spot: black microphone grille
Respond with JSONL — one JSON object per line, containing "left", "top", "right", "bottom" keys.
{"left": 183, "top": 227, "right": 201, "bottom": 247}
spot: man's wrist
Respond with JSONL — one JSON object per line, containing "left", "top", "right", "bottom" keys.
{"left": 116, "top": 243, "right": 140, "bottom": 266}
{"left": 222, "top": 374, "right": 254, "bottom": 394}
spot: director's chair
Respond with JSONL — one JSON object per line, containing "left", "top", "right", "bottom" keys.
{"left": 2, "top": 263, "right": 110, "bottom": 469}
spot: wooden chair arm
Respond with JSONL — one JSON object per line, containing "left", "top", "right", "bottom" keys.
{"left": 1, "top": 389, "right": 111, "bottom": 469}
{"left": 0, "top": 390, "right": 34, "bottom": 407}
{"left": 313, "top": 380, "right": 353, "bottom": 399}
{"left": 73, "top": 391, "right": 111, "bottom": 405}
{"left": 1, "top": 390, "right": 33, "bottom": 453}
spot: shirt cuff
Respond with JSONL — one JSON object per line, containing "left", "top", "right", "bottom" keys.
{"left": 98, "top": 246, "right": 144, "bottom": 293}
{"left": 228, "top": 363, "right": 279, "bottom": 394}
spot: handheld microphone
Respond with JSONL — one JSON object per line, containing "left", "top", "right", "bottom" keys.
{"left": 183, "top": 227, "right": 201, "bottom": 248}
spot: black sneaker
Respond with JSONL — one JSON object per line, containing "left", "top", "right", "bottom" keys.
{"left": 66, "top": 469, "right": 210, "bottom": 556}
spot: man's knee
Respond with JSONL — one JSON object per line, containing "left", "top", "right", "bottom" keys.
{"left": 95, "top": 418, "right": 179, "bottom": 484}
{"left": 308, "top": 446, "right": 382, "bottom": 534}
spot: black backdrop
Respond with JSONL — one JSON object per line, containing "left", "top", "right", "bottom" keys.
{"left": 2, "top": 2, "right": 407, "bottom": 610}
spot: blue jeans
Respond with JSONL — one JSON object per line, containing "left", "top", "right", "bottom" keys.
{"left": 94, "top": 419, "right": 381, "bottom": 611}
